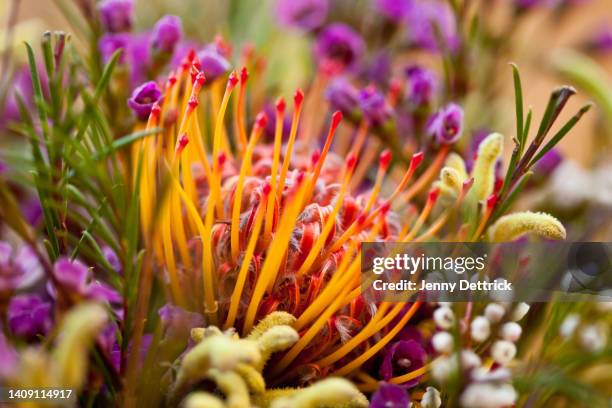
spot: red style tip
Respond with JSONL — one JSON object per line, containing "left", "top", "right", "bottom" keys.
{"left": 195, "top": 72, "right": 206, "bottom": 86}
{"left": 410, "top": 152, "right": 425, "bottom": 169}
{"left": 175, "top": 133, "right": 189, "bottom": 155}
{"left": 311, "top": 149, "right": 321, "bottom": 166}
{"left": 296, "top": 171, "right": 306, "bottom": 184}
{"left": 380, "top": 201, "right": 392, "bottom": 214}
{"left": 187, "top": 49, "right": 197, "bottom": 63}
{"left": 217, "top": 152, "right": 227, "bottom": 167}
{"left": 227, "top": 71, "right": 239, "bottom": 90}
{"left": 346, "top": 152, "right": 357, "bottom": 170}
{"left": 428, "top": 188, "right": 441, "bottom": 203}
{"left": 262, "top": 182, "right": 272, "bottom": 196}
{"left": 168, "top": 73, "right": 178, "bottom": 86}
{"left": 462, "top": 177, "right": 474, "bottom": 192}
{"left": 331, "top": 111, "right": 343, "bottom": 130}
{"left": 389, "top": 79, "right": 402, "bottom": 95}
{"left": 188, "top": 96, "right": 199, "bottom": 111}
{"left": 379, "top": 149, "right": 392, "bottom": 170}
{"left": 275, "top": 97, "right": 286, "bottom": 113}
{"left": 150, "top": 103, "right": 161, "bottom": 118}
{"left": 357, "top": 213, "right": 368, "bottom": 225}
{"left": 254, "top": 112, "right": 268, "bottom": 129}
{"left": 486, "top": 193, "right": 498, "bottom": 209}
{"left": 294, "top": 89, "right": 304, "bottom": 107}
{"left": 240, "top": 67, "right": 248, "bottom": 84}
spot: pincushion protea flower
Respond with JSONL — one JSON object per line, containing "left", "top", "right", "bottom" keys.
{"left": 122, "top": 45, "right": 575, "bottom": 404}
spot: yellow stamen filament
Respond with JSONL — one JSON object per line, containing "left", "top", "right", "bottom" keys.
{"left": 295, "top": 162, "right": 354, "bottom": 277}
{"left": 401, "top": 145, "right": 449, "bottom": 204}
{"left": 401, "top": 192, "right": 438, "bottom": 242}
{"left": 265, "top": 105, "right": 284, "bottom": 238}
{"left": 225, "top": 196, "right": 267, "bottom": 330}
{"left": 231, "top": 126, "right": 263, "bottom": 261}
{"left": 277, "top": 95, "right": 304, "bottom": 201}
{"left": 330, "top": 302, "right": 422, "bottom": 377}
{"left": 242, "top": 177, "right": 309, "bottom": 334}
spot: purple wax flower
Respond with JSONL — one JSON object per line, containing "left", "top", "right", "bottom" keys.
{"left": 21, "top": 197, "right": 43, "bottom": 227}
{"left": 358, "top": 87, "right": 393, "bottom": 126}
{"left": 380, "top": 340, "right": 426, "bottom": 386}
{"left": 0, "top": 67, "right": 37, "bottom": 130}
{"left": 405, "top": 65, "right": 437, "bottom": 107}
{"left": 0, "top": 242, "right": 42, "bottom": 292}
{"left": 51, "top": 257, "right": 122, "bottom": 306}
{"left": 102, "top": 246, "right": 122, "bottom": 274}
{"left": 405, "top": 1, "right": 459, "bottom": 53}
{"left": 151, "top": 15, "right": 182, "bottom": 54}
{"left": 128, "top": 32, "right": 152, "bottom": 87}
{"left": 370, "top": 382, "right": 411, "bottom": 408}
{"left": 427, "top": 103, "right": 464, "bottom": 144}
{"left": 158, "top": 303, "right": 204, "bottom": 340}
{"left": 99, "top": 33, "right": 131, "bottom": 64}
{"left": 128, "top": 81, "right": 162, "bottom": 120}
{"left": 8, "top": 294, "right": 53, "bottom": 340}
{"left": 198, "top": 46, "right": 231, "bottom": 82}
{"left": 53, "top": 257, "right": 89, "bottom": 293}
{"left": 262, "top": 103, "right": 292, "bottom": 142}
{"left": 535, "top": 148, "right": 563, "bottom": 176}
{"left": 325, "top": 78, "right": 360, "bottom": 115}
{"left": 0, "top": 160, "right": 7, "bottom": 174}
{"left": 98, "top": 0, "right": 133, "bottom": 33}
{"left": 363, "top": 52, "right": 391, "bottom": 86}
{"left": 110, "top": 334, "right": 152, "bottom": 372}
{"left": 587, "top": 24, "right": 612, "bottom": 53}
{"left": 374, "top": 0, "right": 414, "bottom": 22}
{"left": 314, "top": 23, "right": 365, "bottom": 70}
{"left": 276, "top": 0, "right": 329, "bottom": 31}
{"left": 0, "top": 333, "right": 17, "bottom": 379}
{"left": 514, "top": 0, "right": 544, "bottom": 9}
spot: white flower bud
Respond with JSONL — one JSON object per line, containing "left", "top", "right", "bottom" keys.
{"left": 471, "top": 367, "right": 512, "bottom": 383}
{"left": 559, "top": 314, "right": 580, "bottom": 339}
{"left": 579, "top": 324, "right": 607, "bottom": 352}
{"left": 500, "top": 322, "right": 522, "bottom": 342}
{"left": 511, "top": 302, "right": 530, "bottom": 321}
{"left": 421, "top": 386, "right": 442, "bottom": 408}
{"left": 460, "top": 383, "right": 517, "bottom": 408}
{"left": 460, "top": 349, "right": 482, "bottom": 370}
{"left": 431, "top": 356, "right": 455, "bottom": 383}
{"left": 433, "top": 306, "right": 455, "bottom": 329}
{"left": 491, "top": 340, "right": 517, "bottom": 365}
{"left": 432, "top": 331, "right": 454, "bottom": 354}
{"left": 484, "top": 303, "right": 505, "bottom": 323}
{"left": 470, "top": 316, "right": 491, "bottom": 342}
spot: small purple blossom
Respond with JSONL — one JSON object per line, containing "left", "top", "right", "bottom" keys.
{"left": 158, "top": 304, "right": 204, "bottom": 340}
{"left": 128, "top": 81, "right": 162, "bottom": 120}
{"left": 314, "top": 23, "right": 365, "bottom": 70}
{"left": 325, "top": 78, "right": 360, "bottom": 115}
{"left": 405, "top": 1, "right": 460, "bottom": 53}
{"left": 362, "top": 52, "right": 392, "bottom": 86}
{"left": 405, "top": 65, "right": 437, "bottom": 107}
{"left": 514, "top": 0, "right": 545, "bottom": 10}
{"left": 51, "top": 257, "right": 121, "bottom": 305}
{"left": 151, "top": 15, "right": 182, "bottom": 54}
{"left": 276, "top": 0, "right": 329, "bottom": 31}
{"left": 98, "top": 0, "right": 133, "bottom": 33}
{"left": 374, "top": 0, "right": 414, "bottom": 22}
{"left": 262, "top": 103, "right": 292, "bottom": 142}
{"left": 198, "top": 46, "right": 231, "bottom": 82}
{"left": 127, "top": 32, "right": 152, "bottom": 87}
{"left": 427, "top": 103, "right": 464, "bottom": 145}
{"left": 587, "top": 24, "right": 612, "bottom": 53}
{"left": 0, "top": 243, "right": 42, "bottom": 292}
{"left": 370, "top": 382, "right": 411, "bottom": 408}
{"left": 102, "top": 246, "right": 122, "bottom": 274}
{"left": 358, "top": 87, "right": 393, "bottom": 126}
{"left": 53, "top": 257, "right": 89, "bottom": 293}
{"left": 8, "top": 294, "right": 53, "bottom": 340}
{"left": 535, "top": 148, "right": 563, "bottom": 177}
{"left": 99, "top": 33, "right": 131, "bottom": 64}
{"left": 0, "top": 333, "right": 17, "bottom": 379}
{"left": 380, "top": 340, "right": 426, "bottom": 387}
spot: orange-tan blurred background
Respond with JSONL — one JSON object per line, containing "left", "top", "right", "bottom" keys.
{"left": 2, "top": 0, "right": 611, "bottom": 166}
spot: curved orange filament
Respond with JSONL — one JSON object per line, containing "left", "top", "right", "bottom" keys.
{"left": 277, "top": 90, "right": 304, "bottom": 201}
{"left": 330, "top": 301, "right": 422, "bottom": 377}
